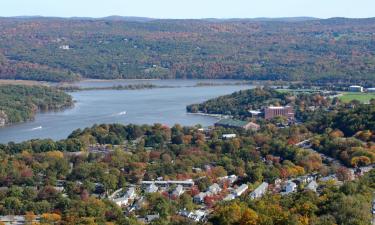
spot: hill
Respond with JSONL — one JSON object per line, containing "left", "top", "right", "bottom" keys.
{"left": 0, "top": 17, "right": 375, "bottom": 83}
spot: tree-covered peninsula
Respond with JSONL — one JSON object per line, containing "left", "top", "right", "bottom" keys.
{"left": 0, "top": 85, "right": 73, "bottom": 126}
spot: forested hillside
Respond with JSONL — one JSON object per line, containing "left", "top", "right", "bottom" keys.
{"left": 0, "top": 85, "right": 73, "bottom": 125}
{"left": 0, "top": 17, "right": 375, "bottom": 83}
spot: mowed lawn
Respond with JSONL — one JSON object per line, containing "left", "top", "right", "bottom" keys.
{"left": 339, "top": 92, "right": 375, "bottom": 103}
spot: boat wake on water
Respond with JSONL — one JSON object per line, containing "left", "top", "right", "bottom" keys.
{"left": 109, "top": 111, "right": 127, "bottom": 117}
{"left": 29, "top": 126, "right": 42, "bottom": 131}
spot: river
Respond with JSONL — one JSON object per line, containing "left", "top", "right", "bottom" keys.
{"left": 0, "top": 79, "right": 254, "bottom": 143}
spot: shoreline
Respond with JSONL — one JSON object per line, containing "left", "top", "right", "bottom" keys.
{"left": 186, "top": 112, "right": 229, "bottom": 119}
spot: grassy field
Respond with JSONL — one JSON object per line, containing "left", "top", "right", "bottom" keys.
{"left": 339, "top": 92, "right": 375, "bottom": 103}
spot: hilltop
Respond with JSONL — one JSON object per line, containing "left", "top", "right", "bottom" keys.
{"left": 0, "top": 17, "right": 375, "bottom": 83}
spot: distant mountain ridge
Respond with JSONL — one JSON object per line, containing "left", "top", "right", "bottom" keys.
{"left": 0, "top": 16, "right": 374, "bottom": 84}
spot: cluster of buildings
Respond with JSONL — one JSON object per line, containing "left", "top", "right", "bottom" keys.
{"left": 214, "top": 105, "right": 295, "bottom": 132}
{"left": 109, "top": 187, "right": 137, "bottom": 207}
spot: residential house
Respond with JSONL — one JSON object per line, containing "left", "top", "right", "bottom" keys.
{"left": 222, "top": 134, "right": 237, "bottom": 139}
{"left": 233, "top": 184, "right": 248, "bottom": 197}
{"left": 284, "top": 181, "right": 297, "bottom": 194}
{"left": 249, "top": 182, "right": 269, "bottom": 199}
{"left": 193, "top": 192, "right": 207, "bottom": 203}
{"left": 172, "top": 185, "right": 184, "bottom": 197}
{"left": 223, "top": 194, "right": 236, "bottom": 201}
{"left": 207, "top": 183, "right": 222, "bottom": 195}
{"left": 305, "top": 180, "right": 318, "bottom": 192}
{"left": 145, "top": 183, "right": 158, "bottom": 193}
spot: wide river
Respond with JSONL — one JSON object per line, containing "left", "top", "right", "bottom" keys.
{"left": 0, "top": 79, "right": 254, "bottom": 143}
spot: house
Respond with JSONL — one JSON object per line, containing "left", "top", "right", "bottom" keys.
{"left": 219, "top": 175, "right": 238, "bottom": 185}
{"left": 193, "top": 192, "right": 207, "bottom": 203}
{"left": 215, "top": 119, "right": 260, "bottom": 131}
{"left": 145, "top": 183, "right": 158, "bottom": 193}
{"left": 233, "top": 184, "right": 248, "bottom": 197}
{"left": 264, "top": 106, "right": 294, "bottom": 120}
{"left": 223, "top": 194, "right": 236, "bottom": 201}
{"left": 284, "top": 181, "right": 297, "bottom": 194}
{"left": 172, "top": 185, "right": 184, "bottom": 197}
{"left": 126, "top": 187, "right": 137, "bottom": 199}
{"left": 141, "top": 179, "right": 194, "bottom": 188}
{"left": 249, "top": 182, "right": 268, "bottom": 199}
{"left": 189, "top": 210, "right": 208, "bottom": 222}
{"left": 179, "top": 210, "right": 208, "bottom": 222}
{"left": 222, "top": 134, "right": 236, "bottom": 139}
{"left": 111, "top": 187, "right": 137, "bottom": 207}
{"left": 305, "top": 180, "right": 318, "bottom": 192}
{"left": 349, "top": 85, "right": 364, "bottom": 92}
{"left": 0, "top": 215, "right": 40, "bottom": 225}
{"left": 207, "top": 183, "right": 222, "bottom": 195}
{"left": 138, "top": 214, "right": 160, "bottom": 223}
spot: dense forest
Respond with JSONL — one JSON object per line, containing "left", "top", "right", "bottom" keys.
{"left": 0, "top": 17, "right": 375, "bottom": 83}
{"left": 0, "top": 85, "right": 73, "bottom": 126}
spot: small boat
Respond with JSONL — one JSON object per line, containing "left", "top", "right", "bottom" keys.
{"left": 30, "top": 126, "right": 42, "bottom": 131}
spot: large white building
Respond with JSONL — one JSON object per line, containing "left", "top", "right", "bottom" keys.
{"left": 249, "top": 182, "right": 268, "bottom": 199}
{"left": 349, "top": 85, "right": 364, "bottom": 92}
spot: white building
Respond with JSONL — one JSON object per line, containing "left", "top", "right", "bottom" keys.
{"left": 207, "top": 183, "right": 222, "bottom": 195}
{"left": 284, "top": 181, "right": 297, "bottom": 194}
{"left": 305, "top": 180, "right": 318, "bottom": 192}
{"left": 222, "top": 134, "right": 237, "bottom": 139}
{"left": 111, "top": 187, "right": 137, "bottom": 207}
{"left": 349, "top": 85, "right": 364, "bottom": 92}
{"left": 234, "top": 184, "right": 248, "bottom": 197}
{"left": 145, "top": 183, "right": 158, "bottom": 193}
{"left": 172, "top": 185, "right": 184, "bottom": 197}
{"left": 59, "top": 45, "right": 70, "bottom": 50}
{"left": 193, "top": 192, "right": 207, "bottom": 203}
{"left": 179, "top": 210, "right": 208, "bottom": 222}
{"left": 223, "top": 194, "right": 236, "bottom": 201}
{"left": 249, "top": 182, "right": 268, "bottom": 199}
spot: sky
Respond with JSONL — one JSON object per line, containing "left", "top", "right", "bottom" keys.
{"left": 1, "top": 0, "right": 374, "bottom": 19}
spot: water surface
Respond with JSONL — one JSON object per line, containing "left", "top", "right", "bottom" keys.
{"left": 0, "top": 80, "right": 253, "bottom": 143}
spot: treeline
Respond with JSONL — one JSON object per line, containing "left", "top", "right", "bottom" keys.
{"left": 0, "top": 17, "right": 375, "bottom": 83}
{"left": 0, "top": 85, "right": 73, "bottom": 125}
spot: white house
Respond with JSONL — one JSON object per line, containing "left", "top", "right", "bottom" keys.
{"left": 207, "top": 183, "right": 222, "bottom": 195}
{"left": 249, "top": 182, "right": 268, "bottom": 199}
{"left": 234, "top": 184, "right": 248, "bottom": 197}
{"left": 349, "top": 85, "right": 364, "bottom": 92}
{"left": 305, "top": 180, "right": 318, "bottom": 192}
{"left": 222, "top": 134, "right": 237, "bottom": 139}
{"left": 284, "top": 181, "right": 297, "bottom": 194}
{"left": 172, "top": 185, "right": 184, "bottom": 197}
{"left": 145, "top": 183, "right": 158, "bottom": 193}
{"left": 223, "top": 194, "right": 236, "bottom": 201}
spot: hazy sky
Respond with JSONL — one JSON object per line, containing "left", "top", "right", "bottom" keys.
{"left": 1, "top": 0, "right": 374, "bottom": 19}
